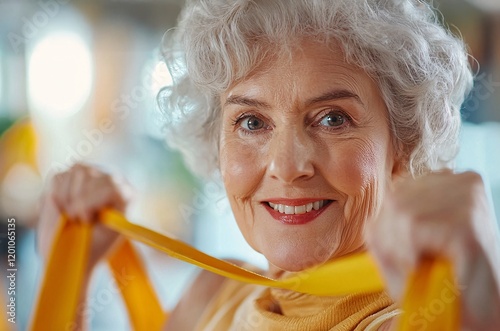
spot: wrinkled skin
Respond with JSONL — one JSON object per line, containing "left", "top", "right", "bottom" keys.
{"left": 219, "top": 40, "right": 398, "bottom": 274}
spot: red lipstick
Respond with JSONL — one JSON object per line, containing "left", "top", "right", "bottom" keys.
{"left": 263, "top": 199, "right": 333, "bottom": 225}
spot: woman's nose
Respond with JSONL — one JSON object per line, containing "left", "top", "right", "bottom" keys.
{"left": 267, "top": 129, "right": 315, "bottom": 183}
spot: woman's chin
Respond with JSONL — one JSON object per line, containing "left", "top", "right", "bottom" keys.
{"left": 263, "top": 247, "right": 334, "bottom": 275}
{"left": 261, "top": 242, "right": 366, "bottom": 277}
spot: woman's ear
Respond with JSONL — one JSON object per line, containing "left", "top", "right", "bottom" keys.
{"left": 392, "top": 159, "right": 406, "bottom": 177}
{"left": 385, "top": 156, "right": 410, "bottom": 196}
{"left": 390, "top": 150, "right": 410, "bottom": 182}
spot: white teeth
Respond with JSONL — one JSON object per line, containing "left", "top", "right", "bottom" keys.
{"left": 268, "top": 200, "right": 329, "bottom": 215}
{"left": 285, "top": 206, "right": 294, "bottom": 214}
{"left": 295, "top": 205, "right": 306, "bottom": 214}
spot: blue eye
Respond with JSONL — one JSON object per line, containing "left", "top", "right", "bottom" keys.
{"left": 241, "top": 116, "right": 265, "bottom": 130}
{"left": 319, "top": 112, "right": 346, "bottom": 127}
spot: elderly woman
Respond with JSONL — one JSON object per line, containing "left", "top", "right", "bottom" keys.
{"left": 38, "top": 0, "right": 500, "bottom": 330}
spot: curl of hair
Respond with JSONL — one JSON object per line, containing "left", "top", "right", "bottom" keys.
{"left": 158, "top": 0, "right": 473, "bottom": 178}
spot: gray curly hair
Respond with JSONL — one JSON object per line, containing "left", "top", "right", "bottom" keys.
{"left": 159, "top": 0, "right": 473, "bottom": 178}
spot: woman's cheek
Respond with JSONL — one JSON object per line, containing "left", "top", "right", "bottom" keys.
{"left": 334, "top": 139, "right": 386, "bottom": 239}
{"left": 219, "top": 137, "right": 265, "bottom": 197}
{"left": 219, "top": 137, "right": 266, "bottom": 250}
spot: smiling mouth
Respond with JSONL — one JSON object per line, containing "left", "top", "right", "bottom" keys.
{"left": 267, "top": 200, "right": 333, "bottom": 215}
{"left": 263, "top": 199, "right": 334, "bottom": 225}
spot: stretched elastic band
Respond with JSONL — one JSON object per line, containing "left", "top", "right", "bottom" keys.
{"left": 31, "top": 209, "right": 460, "bottom": 331}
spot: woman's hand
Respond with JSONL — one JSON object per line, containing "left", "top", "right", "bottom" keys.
{"left": 37, "top": 163, "right": 130, "bottom": 270}
{"left": 366, "top": 171, "right": 500, "bottom": 330}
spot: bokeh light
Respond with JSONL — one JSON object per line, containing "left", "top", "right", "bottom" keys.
{"left": 27, "top": 32, "right": 93, "bottom": 118}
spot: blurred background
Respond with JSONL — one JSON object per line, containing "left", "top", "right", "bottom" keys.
{"left": 0, "top": 0, "right": 498, "bottom": 330}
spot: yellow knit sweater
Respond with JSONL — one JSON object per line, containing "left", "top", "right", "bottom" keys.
{"left": 194, "top": 275, "right": 400, "bottom": 331}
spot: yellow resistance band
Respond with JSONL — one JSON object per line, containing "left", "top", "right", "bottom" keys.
{"left": 31, "top": 209, "right": 460, "bottom": 330}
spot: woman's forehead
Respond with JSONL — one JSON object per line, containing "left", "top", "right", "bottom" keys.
{"left": 222, "top": 39, "right": 383, "bottom": 110}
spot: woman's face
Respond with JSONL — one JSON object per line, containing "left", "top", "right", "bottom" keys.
{"left": 219, "top": 40, "right": 399, "bottom": 273}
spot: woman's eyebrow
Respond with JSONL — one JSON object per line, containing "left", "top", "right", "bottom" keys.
{"left": 224, "top": 89, "right": 364, "bottom": 109}
{"left": 305, "top": 89, "right": 365, "bottom": 108}
{"left": 224, "top": 95, "right": 271, "bottom": 109}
